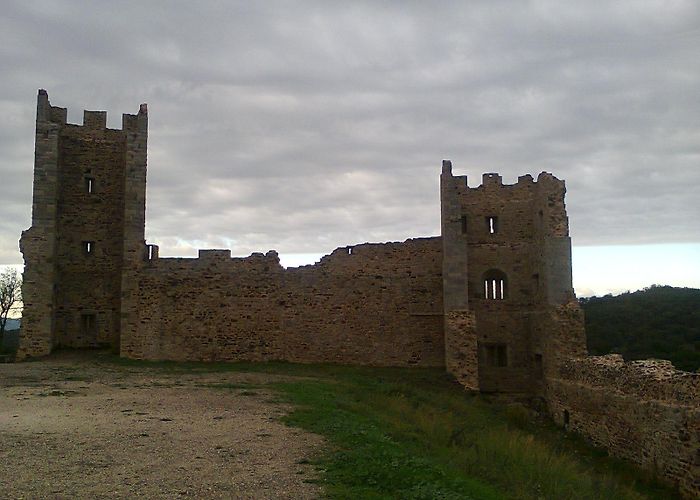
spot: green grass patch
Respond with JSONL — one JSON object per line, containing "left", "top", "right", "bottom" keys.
{"left": 271, "top": 371, "right": 673, "bottom": 500}
{"left": 98, "top": 355, "right": 677, "bottom": 499}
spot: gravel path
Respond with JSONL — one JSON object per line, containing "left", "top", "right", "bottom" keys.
{"left": 0, "top": 352, "right": 324, "bottom": 499}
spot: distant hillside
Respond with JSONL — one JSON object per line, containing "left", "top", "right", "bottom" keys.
{"left": 580, "top": 286, "right": 700, "bottom": 372}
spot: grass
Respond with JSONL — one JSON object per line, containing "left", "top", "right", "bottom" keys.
{"left": 103, "top": 355, "right": 678, "bottom": 499}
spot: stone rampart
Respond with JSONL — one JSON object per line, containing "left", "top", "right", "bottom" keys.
{"left": 120, "top": 238, "right": 445, "bottom": 366}
{"left": 546, "top": 355, "right": 699, "bottom": 498}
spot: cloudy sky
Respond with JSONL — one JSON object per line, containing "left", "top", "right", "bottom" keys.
{"left": 1, "top": 0, "right": 699, "bottom": 296}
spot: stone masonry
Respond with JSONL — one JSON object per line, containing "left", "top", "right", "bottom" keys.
{"left": 18, "top": 92, "right": 699, "bottom": 497}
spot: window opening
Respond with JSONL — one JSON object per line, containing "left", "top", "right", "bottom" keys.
{"left": 347, "top": 247, "right": 353, "bottom": 255}
{"left": 147, "top": 245, "right": 155, "bottom": 260}
{"left": 85, "top": 176, "right": 94, "bottom": 194}
{"left": 534, "top": 353, "right": 543, "bottom": 374}
{"left": 482, "top": 269, "right": 507, "bottom": 300}
{"left": 81, "top": 313, "right": 96, "bottom": 337}
{"left": 486, "top": 216, "right": 498, "bottom": 234}
{"left": 460, "top": 215, "right": 467, "bottom": 234}
{"left": 563, "top": 409, "right": 570, "bottom": 430}
{"left": 83, "top": 241, "right": 94, "bottom": 255}
{"left": 484, "top": 344, "right": 508, "bottom": 367}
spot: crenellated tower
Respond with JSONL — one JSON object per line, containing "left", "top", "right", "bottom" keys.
{"left": 440, "top": 160, "right": 586, "bottom": 394}
{"left": 18, "top": 90, "right": 147, "bottom": 357}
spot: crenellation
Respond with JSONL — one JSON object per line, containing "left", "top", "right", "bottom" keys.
{"left": 49, "top": 106, "right": 67, "bottom": 124}
{"left": 82, "top": 110, "right": 107, "bottom": 129}
{"left": 198, "top": 249, "right": 232, "bottom": 260}
{"left": 19, "top": 92, "right": 698, "bottom": 499}
{"left": 122, "top": 104, "right": 147, "bottom": 132}
{"left": 481, "top": 172, "right": 502, "bottom": 186}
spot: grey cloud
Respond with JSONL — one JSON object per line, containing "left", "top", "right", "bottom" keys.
{"left": 1, "top": 0, "right": 699, "bottom": 264}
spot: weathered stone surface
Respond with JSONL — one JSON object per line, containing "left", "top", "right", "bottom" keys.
{"left": 547, "top": 355, "right": 699, "bottom": 498}
{"left": 120, "top": 239, "right": 445, "bottom": 366}
{"left": 19, "top": 90, "right": 146, "bottom": 357}
{"left": 440, "top": 163, "right": 585, "bottom": 394}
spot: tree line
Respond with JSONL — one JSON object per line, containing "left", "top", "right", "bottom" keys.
{"left": 580, "top": 285, "right": 700, "bottom": 372}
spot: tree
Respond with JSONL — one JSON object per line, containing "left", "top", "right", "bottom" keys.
{"left": 0, "top": 268, "right": 22, "bottom": 341}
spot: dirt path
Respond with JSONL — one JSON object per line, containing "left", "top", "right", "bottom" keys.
{"left": 0, "top": 352, "right": 324, "bottom": 499}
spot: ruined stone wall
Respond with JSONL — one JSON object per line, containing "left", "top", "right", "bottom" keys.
{"left": 120, "top": 238, "right": 445, "bottom": 366}
{"left": 546, "top": 355, "right": 699, "bottom": 498}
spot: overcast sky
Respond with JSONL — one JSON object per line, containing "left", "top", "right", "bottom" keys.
{"left": 1, "top": 1, "right": 699, "bottom": 295}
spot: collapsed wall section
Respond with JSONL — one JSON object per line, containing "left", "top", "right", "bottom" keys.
{"left": 547, "top": 355, "right": 699, "bottom": 498}
{"left": 120, "top": 238, "right": 445, "bottom": 366}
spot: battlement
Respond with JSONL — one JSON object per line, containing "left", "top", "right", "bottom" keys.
{"left": 147, "top": 248, "right": 282, "bottom": 265}
{"left": 441, "top": 159, "right": 564, "bottom": 192}
{"left": 36, "top": 89, "right": 146, "bottom": 131}
{"left": 482, "top": 172, "right": 502, "bottom": 186}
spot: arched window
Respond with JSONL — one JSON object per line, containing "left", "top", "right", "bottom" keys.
{"left": 483, "top": 269, "right": 507, "bottom": 300}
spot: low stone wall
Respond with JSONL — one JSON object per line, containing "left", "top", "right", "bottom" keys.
{"left": 120, "top": 238, "right": 445, "bottom": 367}
{"left": 546, "top": 354, "right": 699, "bottom": 498}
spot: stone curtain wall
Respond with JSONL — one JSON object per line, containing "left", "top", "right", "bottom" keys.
{"left": 120, "top": 238, "right": 445, "bottom": 366}
{"left": 546, "top": 355, "right": 700, "bottom": 498}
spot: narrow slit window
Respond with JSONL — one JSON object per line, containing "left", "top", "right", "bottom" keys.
{"left": 534, "top": 353, "right": 543, "bottom": 374}
{"left": 347, "top": 247, "right": 353, "bottom": 255}
{"left": 482, "top": 269, "right": 507, "bottom": 300}
{"left": 83, "top": 241, "right": 94, "bottom": 255}
{"left": 460, "top": 215, "right": 467, "bottom": 234}
{"left": 85, "top": 176, "right": 95, "bottom": 194}
{"left": 486, "top": 216, "right": 498, "bottom": 234}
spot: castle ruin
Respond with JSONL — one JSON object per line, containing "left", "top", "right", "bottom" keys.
{"left": 18, "top": 91, "right": 699, "bottom": 496}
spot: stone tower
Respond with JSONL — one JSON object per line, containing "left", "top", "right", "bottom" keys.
{"left": 440, "top": 160, "right": 586, "bottom": 393}
{"left": 18, "top": 90, "right": 147, "bottom": 358}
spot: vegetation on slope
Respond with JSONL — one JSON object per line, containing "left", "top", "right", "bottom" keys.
{"left": 113, "top": 357, "right": 676, "bottom": 499}
{"left": 581, "top": 285, "right": 700, "bottom": 372}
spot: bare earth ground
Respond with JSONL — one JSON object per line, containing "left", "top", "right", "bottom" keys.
{"left": 0, "top": 352, "right": 325, "bottom": 499}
